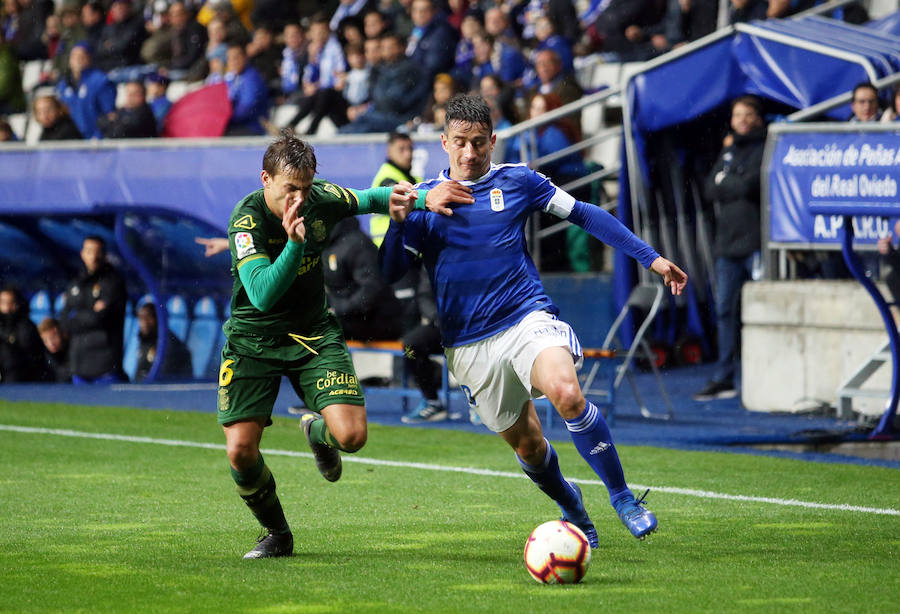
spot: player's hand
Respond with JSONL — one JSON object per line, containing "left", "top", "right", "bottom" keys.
{"left": 389, "top": 181, "right": 417, "bottom": 223}
{"left": 424, "top": 180, "right": 474, "bottom": 216}
{"left": 283, "top": 200, "right": 306, "bottom": 243}
{"left": 195, "top": 237, "right": 230, "bottom": 257}
{"left": 650, "top": 256, "right": 688, "bottom": 296}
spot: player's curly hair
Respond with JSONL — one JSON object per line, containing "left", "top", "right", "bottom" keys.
{"left": 444, "top": 94, "right": 492, "bottom": 134}
{"left": 263, "top": 129, "right": 318, "bottom": 176}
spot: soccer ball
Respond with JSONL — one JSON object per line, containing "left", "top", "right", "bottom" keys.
{"left": 523, "top": 520, "right": 592, "bottom": 584}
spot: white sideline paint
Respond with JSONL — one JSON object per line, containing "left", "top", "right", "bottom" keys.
{"left": 2, "top": 424, "right": 898, "bottom": 517}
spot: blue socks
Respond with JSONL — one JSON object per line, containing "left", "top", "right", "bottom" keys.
{"left": 564, "top": 401, "right": 632, "bottom": 506}
{"left": 517, "top": 438, "right": 580, "bottom": 510}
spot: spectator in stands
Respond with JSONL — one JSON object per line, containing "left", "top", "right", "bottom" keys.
{"left": 481, "top": 75, "right": 516, "bottom": 129}
{"left": 693, "top": 95, "right": 766, "bottom": 401}
{"left": 531, "top": 14, "right": 574, "bottom": 76}
{"left": 579, "top": 0, "right": 667, "bottom": 60}
{"left": 0, "top": 116, "right": 16, "bottom": 141}
{"left": 410, "top": 71, "right": 457, "bottom": 132}
{"left": 506, "top": 92, "right": 591, "bottom": 272}
{"left": 339, "top": 32, "right": 428, "bottom": 133}
{"left": 323, "top": 216, "right": 406, "bottom": 342}
{"left": 336, "top": 15, "right": 365, "bottom": 48}
{"left": 399, "top": 266, "right": 447, "bottom": 423}
{"left": 527, "top": 48, "right": 582, "bottom": 108}
{"left": 880, "top": 84, "right": 900, "bottom": 123}
{"left": 33, "top": 93, "right": 83, "bottom": 140}
{"left": 767, "top": 0, "right": 818, "bottom": 18}
{"left": 383, "top": 0, "right": 414, "bottom": 38}
{"left": 406, "top": 0, "right": 459, "bottom": 82}
{"left": 449, "top": 8, "right": 482, "bottom": 90}
{"left": 246, "top": 23, "right": 281, "bottom": 96}
{"left": 196, "top": 1, "right": 251, "bottom": 44}
{"left": 41, "top": 12, "right": 61, "bottom": 69}
{"left": 204, "top": 45, "right": 227, "bottom": 84}
{"left": 94, "top": 0, "right": 147, "bottom": 74}
{"left": 159, "top": 1, "right": 208, "bottom": 81}
{"left": 9, "top": 0, "right": 54, "bottom": 61}
{"left": 369, "top": 131, "right": 420, "bottom": 245}
{"left": 517, "top": 0, "right": 581, "bottom": 48}
{"left": 79, "top": 2, "right": 105, "bottom": 53}
{"left": 467, "top": 31, "right": 527, "bottom": 90}
{"left": 483, "top": 7, "right": 519, "bottom": 51}
{"left": 55, "top": 41, "right": 116, "bottom": 138}
{"left": 728, "top": 0, "right": 768, "bottom": 24}
{"left": 0, "top": 27, "right": 25, "bottom": 114}
{"left": 146, "top": 72, "right": 172, "bottom": 133}
{"left": 251, "top": 0, "right": 299, "bottom": 31}
{"left": 362, "top": 9, "right": 389, "bottom": 39}
{"left": 184, "top": 16, "right": 228, "bottom": 82}
{"left": 49, "top": 4, "right": 86, "bottom": 84}
{"left": 37, "top": 316, "right": 70, "bottom": 382}
{"left": 223, "top": 42, "right": 269, "bottom": 135}
{"left": 97, "top": 80, "right": 157, "bottom": 138}
{"left": 278, "top": 22, "right": 306, "bottom": 101}
{"left": 876, "top": 219, "right": 900, "bottom": 304}
{"left": 849, "top": 82, "right": 880, "bottom": 123}
{"left": 648, "top": 0, "right": 718, "bottom": 51}
{"left": 337, "top": 41, "right": 371, "bottom": 115}
{"left": 60, "top": 235, "right": 128, "bottom": 384}
{"left": 134, "top": 302, "right": 193, "bottom": 381}
{"left": 0, "top": 285, "right": 51, "bottom": 382}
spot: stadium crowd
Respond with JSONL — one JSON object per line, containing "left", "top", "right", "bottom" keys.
{"left": 0, "top": 0, "right": 876, "bottom": 142}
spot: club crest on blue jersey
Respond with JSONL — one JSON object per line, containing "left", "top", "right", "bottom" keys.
{"left": 490, "top": 188, "right": 504, "bottom": 211}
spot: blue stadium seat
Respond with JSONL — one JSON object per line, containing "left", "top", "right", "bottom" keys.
{"left": 29, "top": 290, "right": 52, "bottom": 326}
{"left": 54, "top": 292, "right": 66, "bottom": 315}
{"left": 186, "top": 296, "right": 223, "bottom": 380}
{"left": 123, "top": 296, "right": 151, "bottom": 381}
{"left": 165, "top": 295, "right": 190, "bottom": 342}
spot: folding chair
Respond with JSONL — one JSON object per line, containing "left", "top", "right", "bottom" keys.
{"left": 582, "top": 282, "right": 675, "bottom": 424}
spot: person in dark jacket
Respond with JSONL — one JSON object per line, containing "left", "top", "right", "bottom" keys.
{"left": 37, "top": 317, "right": 71, "bottom": 382}
{"left": 406, "top": 0, "right": 459, "bottom": 82}
{"left": 0, "top": 286, "right": 51, "bottom": 383}
{"left": 223, "top": 42, "right": 269, "bottom": 135}
{"left": 93, "top": 0, "right": 146, "bottom": 72}
{"left": 134, "top": 303, "right": 192, "bottom": 381}
{"left": 97, "top": 80, "right": 157, "bottom": 138}
{"left": 323, "top": 217, "right": 405, "bottom": 341}
{"left": 693, "top": 95, "right": 766, "bottom": 401}
{"left": 339, "top": 32, "right": 429, "bottom": 133}
{"left": 60, "top": 235, "right": 128, "bottom": 383}
{"left": 33, "top": 94, "right": 83, "bottom": 140}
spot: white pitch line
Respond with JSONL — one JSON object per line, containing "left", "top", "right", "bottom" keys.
{"left": 3, "top": 424, "right": 899, "bottom": 517}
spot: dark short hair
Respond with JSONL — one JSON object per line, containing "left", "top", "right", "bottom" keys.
{"left": 37, "top": 317, "right": 61, "bottom": 333}
{"left": 852, "top": 82, "right": 878, "bottom": 101}
{"left": 731, "top": 94, "right": 763, "bottom": 117}
{"left": 262, "top": 129, "right": 317, "bottom": 176}
{"left": 387, "top": 131, "right": 412, "bottom": 145}
{"left": 444, "top": 94, "right": 492, "bottom": 134}
{"left": 83, "top": 235, "right": 106, "bottom": 252}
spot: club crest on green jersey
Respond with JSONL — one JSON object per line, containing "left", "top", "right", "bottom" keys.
{"left": 310, "top": 219, "right": 327, "bottom": 242}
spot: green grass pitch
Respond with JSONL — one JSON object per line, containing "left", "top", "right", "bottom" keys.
{"left": 0, "top": 400, "right": 897, "bottom": 613}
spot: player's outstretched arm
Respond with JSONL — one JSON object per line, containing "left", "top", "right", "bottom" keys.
{"left": 650, "top": 256, "right": 688, "bottom": 296}
{"left": 195, "top": 237, "right": 230, "bottom": 257}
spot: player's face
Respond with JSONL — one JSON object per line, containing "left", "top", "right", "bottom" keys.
{"left": 442, "top": 120, "right": 495, "bottom": 181}
{"left": 262, "top": 167, "right": 315, "bottom": 219}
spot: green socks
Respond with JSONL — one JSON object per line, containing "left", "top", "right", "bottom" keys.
{"left": 231, "top": 454, "right": 290, "bottom": 535}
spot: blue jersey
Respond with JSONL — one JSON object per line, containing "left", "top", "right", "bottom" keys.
{"left": 392, "top": 164, "right": 659, "bottom": 348}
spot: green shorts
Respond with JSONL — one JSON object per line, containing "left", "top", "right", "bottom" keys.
{"left": 217, "top": 318, "right": 364, "bottom": 425}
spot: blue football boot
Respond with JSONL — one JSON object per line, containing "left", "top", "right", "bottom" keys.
{"left": 614, "top": 489, "right": 658, "bottom": 539}
{"left": 559, "top": 481, "right": 599, "bottom": 548}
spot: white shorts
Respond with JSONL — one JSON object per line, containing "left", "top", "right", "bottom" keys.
{"left": 445, "top": 310, "right": 583, "bottom": 433}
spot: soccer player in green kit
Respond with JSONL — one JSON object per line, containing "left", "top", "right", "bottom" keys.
{"left": 218, "top": 131, "right": 472, "bottom": 559}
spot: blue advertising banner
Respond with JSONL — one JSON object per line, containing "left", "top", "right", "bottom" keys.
{"left": 768, "top": 129, "right": 900, "bottom": 244}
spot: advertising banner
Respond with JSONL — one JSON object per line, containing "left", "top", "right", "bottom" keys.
{"left": 769, "top": 129, "right": 900, "bottom": 244}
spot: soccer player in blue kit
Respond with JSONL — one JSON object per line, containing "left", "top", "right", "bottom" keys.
{"left": 380, "top": 95, "right": 687, "bottom": 546}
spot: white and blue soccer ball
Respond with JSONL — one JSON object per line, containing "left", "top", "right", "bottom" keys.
{"left": 523, "top": 520, "right": 592, "bottom": 584}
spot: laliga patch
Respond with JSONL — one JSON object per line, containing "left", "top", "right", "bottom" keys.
{"left": 490, "top": 188, "right": 504, "bottom": 211}
{"left": 235, "top": 232, "right": 256, "bottom": 259}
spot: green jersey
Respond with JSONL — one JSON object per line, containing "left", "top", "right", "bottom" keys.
{"left": 225, "top": 179, "right": 391, "bottom": 339}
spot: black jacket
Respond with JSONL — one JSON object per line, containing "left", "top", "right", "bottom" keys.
{"left": 98, "top": 103, "right": 158, "bottom": 139}
{"left": 704, "top": 127, "right": 766, "bottom": 259}
{"left": 40, "top": 115, "right": 83, "bottom": 141}
{"left": 136, "top": 330, "right": 192, "bottom": 382}
{"left": 0, "top": 312, "right": 51, "bottom": 382}
{"left": 324, "top": 217, "right": 404, "bottom": 340}
{"left": 61, "top": 262, "right": 128, "bottom": 380}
